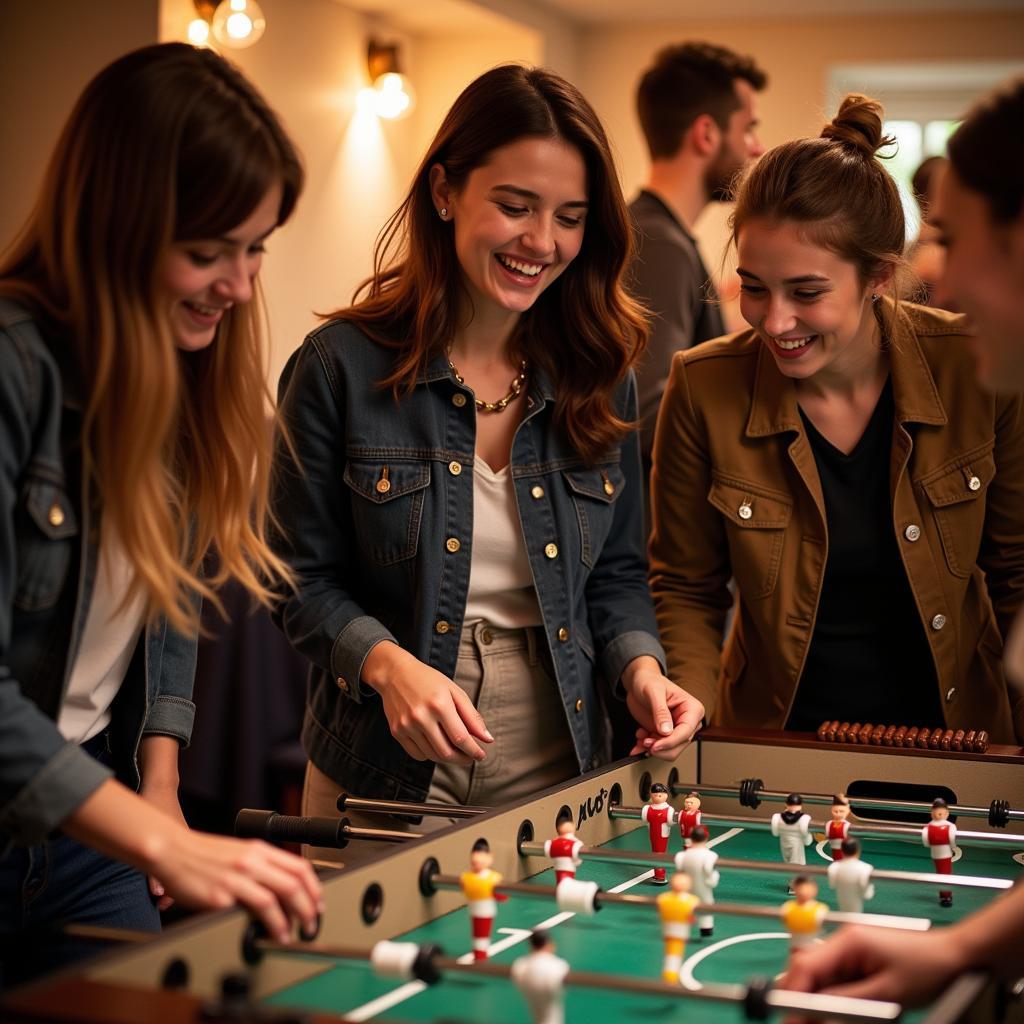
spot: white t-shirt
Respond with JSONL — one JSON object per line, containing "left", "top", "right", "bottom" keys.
{"left": 463, "top": 457, "right": 541, "bottom": 628}
{"left": 57, "top": 530, "right": 146, "bottom": 744}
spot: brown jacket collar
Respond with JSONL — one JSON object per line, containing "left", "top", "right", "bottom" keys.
{"left": 745, "top": 300, "right": 948, "bottom": 439}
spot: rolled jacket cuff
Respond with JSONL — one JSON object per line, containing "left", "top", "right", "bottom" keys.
{"left": 0, "top": 744, "right": 113, "bottom": 845}
{"left": 331, "top": 615, "right": 397, "bottom": 702}
{"left": 603, "top": 630, "right": 668, "bottom": 698}
{"left": 143, "top": 695, "right": 197, "bottom": 747}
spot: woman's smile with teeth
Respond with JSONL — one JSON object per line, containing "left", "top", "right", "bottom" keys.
{"left": 774, "top": 335, "right": 814, "bottom": 350}
{"left": 497, "top": 254, "right": 544, "bottom": 277}
{"left": 186, "top": 300, "right": 223, "bottom": 315}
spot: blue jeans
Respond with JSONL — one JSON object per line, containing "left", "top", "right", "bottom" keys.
{"left": 0, "top": 735, "right": 160, "bottom": 989}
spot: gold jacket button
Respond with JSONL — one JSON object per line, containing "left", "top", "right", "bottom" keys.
{"left": 452, "top": 393, "right": 467, "bottom": 408}
{"left": 445, "top": 537, "right": 461, "bottom": 553}
{"left": 931, "top": 614, "right": 947, "bottom": 631}
{"left": 435, "top": 620, "right": 450, "bottom": 634}
{"left": 574, "top": 698, "right": 584, "bottom": 713}
{"left": 557, "top": 627, "right": 569, "bottom": 642}
{"left": 48, "top": 503, "right": 65, "bottom": 527}
{"left": 904, "top": 524, "right": 921, "bottom": 542}
{"left": 375, "top": 478, "right": 391, "bottom": 494}
{"left": 448, "top": 461, "right": 462, "bottom": 476}
{"left": 738, "top": 502, "right": 753, "bottom": 520}
{"left": 544, "top": 543, "right": 558, "bottom": 559}
{"left": 531, "top": 485, "right": 544, "bottom": 499}
{"left": 968, "top": 475, "right": 981, "bottom": 491}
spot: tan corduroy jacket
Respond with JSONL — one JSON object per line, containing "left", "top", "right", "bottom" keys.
{"left": 649, "top": 302, "right": 1024, "bottom": 743}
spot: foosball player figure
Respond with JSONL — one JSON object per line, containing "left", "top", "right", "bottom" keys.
{"left": 771, "top": 793, "right": 813, "bottom": 885}
{"left": 826, "top": 794, "right": 852, "bottom": 860}
{"left": 782, "top": 876, "right": 829, "bottom": 957}
{"left": 678, "top": 791, "right": 703, "bottom": 848}
{"left": 674, "top": 825, "right": 720, "bottom": 937}
{"left": 461, "top": 839, "right": 508, "bottom": 960}
{"left": 510, "top": 930, "right": 570, "bottom": 1024}
{"left": 826, "top": 837, "right": 875, "bottom": 913}
{"left": 657, "top": 872, "right": 700, "bottom": 984}
{"left": 922, "top": 797, "right": 958, "bottom": 907}
{"left": 544, "top": 815, "right": 584, "bottom": 886}
{"left": 642, "top": 783, "right": 676, "bottom": 884}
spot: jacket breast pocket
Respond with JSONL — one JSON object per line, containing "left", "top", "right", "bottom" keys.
{"left": 563, "top": 465, "right": 625, "bottom": 569}
{"left": 14, "top": 478, "right": 79, "bottom": 611}
{"left": 920, "top": 447, "right": 995, "bottom": 580}
{"left": 708, "top": 475, "right": 792, "bottom": 599}
{"left": 343, "top": 459, "right": 431, "bottom": 566}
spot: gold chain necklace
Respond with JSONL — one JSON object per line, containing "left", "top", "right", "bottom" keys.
{"left": 448, "top": 357, "right": 528, "bottom": 414}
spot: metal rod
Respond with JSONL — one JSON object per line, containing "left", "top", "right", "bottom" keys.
{"left": 430, "top": 873, "right": 929, "bottom": 930}
{"left": 666, "top": 779, "right": 1021, "bottom": 824}
{"left": 519, "top": 841, "right": 1014, "bottom": 891}
{"left": 610, "top": 806, "right": 1024, "bottom": 847}
{"left": 253, "top": 938, "right": 902, "bottom": 1022}
{"left": 337, "top": 795, "right": 487, "bottom": 819}
{"left": 343, "top": 823, "right": 422, "bottom": 844}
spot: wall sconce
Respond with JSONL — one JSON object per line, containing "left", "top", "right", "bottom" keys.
{"left": 190, "top": 0, "right": 266, "bottom": 50}
{"left": 365, "top": 39, "right": 416, "bottom": 120}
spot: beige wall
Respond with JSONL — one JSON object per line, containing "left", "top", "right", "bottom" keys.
{"left": 0, "top": 0, "right": 158, "bottom": 245}
{"left": 577, "top": 11, "right": 1024, "bottom": 327}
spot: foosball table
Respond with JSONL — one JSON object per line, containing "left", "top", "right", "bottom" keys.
{"left": 4, "top": 728, "right": 1023, "bottom": 1024}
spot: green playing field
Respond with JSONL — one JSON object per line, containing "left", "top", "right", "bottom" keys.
{"left": 265, "top": 822, "right": 1023, "bottom": 1022}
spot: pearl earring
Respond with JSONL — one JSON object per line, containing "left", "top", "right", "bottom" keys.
{"left": 439, "top": 207, "right": 448, "bottom": 218}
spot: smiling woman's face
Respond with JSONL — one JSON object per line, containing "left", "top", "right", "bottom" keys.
{"left": 433, "top": 136, "right": 588, "bottom": 326}
{"left": 736, "top": 218, "right": 881, "bottom": 382}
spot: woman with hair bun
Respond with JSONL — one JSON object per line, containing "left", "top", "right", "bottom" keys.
{"left": 0, "top": 43, "right": 321, "bottom": 985}
{"left": 650, "top": 94, "right": 1024, "bottom": 742}
{"left": 272, "top": 64, "right": 698, "bottom": 868}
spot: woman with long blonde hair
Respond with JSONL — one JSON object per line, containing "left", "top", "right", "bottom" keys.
{"left": 0, "top": 42, "right": 320, "bottom": 985}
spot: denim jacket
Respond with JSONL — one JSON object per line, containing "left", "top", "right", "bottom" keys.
{"left": 0, "top": 300, "right": 198, "bottom": 846}
{"left": 272, "top": 320, "right": 666, "bottom": 802}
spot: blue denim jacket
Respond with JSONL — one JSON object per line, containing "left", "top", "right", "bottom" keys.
{"left": 0, "top": 300, "right": 198, "bottom": 846}
{"left": 272, "top": 320, "right": 666, "bottom": 802}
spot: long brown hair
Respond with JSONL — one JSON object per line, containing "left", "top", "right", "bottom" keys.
{"left": 335, "top": 63, "right": 647, "bottom": 466}
{"left": 730, "top": 94, "right": 909, "bottom": 331}
{"left": 0, "top": 43, "right": 303, "bottom": 631}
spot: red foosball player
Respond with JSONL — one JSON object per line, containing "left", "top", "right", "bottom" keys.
{"left": 922, "top": 797, "right": 958, "bottom": 908}
{"left": 460, "top": 839, "right": 508, "bottom": 960}
{"left": 678, "top": 791, "right": 703, "bottom": 848}
{"left": 827, "top": 794, "right": 852, "bottom": 860}
{"left": 642, "top": 783, "right": 676, "bottom": 884}
{"left": 544, "top": 816, "right": 584, "bottom": 885}
{"left": 781, "top": 876, "right": 829, "bottom": 956}
{"left": 657, "top": 872, "right": 700, "bottom": 984}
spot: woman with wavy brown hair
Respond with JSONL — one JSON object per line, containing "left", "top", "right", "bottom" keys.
{"left": 272, "top": 63, "right": 700, "bottom": 868}
{"left": 0, "top": 43, "right": 320, "bottom": 986}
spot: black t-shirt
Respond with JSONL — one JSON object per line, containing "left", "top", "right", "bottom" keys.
{"left": 786, "top": 378, "right": 943, "bottom": 731}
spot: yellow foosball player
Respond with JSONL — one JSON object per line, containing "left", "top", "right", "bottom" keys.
{"left": 782, "top": 876, "right": 830, "bottom": 957}
{"left": 656, "top": 872, "right": 700, "bottom": 983}
{"left": 460, "top": 839, "right": 508, "bottom": 960}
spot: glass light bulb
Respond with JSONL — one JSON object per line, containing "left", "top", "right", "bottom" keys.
{"left": 211, "top": 0, "right": 265, "bottom": 48}
{"left": 372, "top": 73, "right": 415, "bottom": 121}
{"left": 187, "top": 18, "right": 211, "bottom": 46}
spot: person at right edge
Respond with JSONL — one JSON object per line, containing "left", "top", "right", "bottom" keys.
{"left": 649, "top": 93, "right": 1024, "bottom": 745}
{"left": 629, "top": 42, "right": 767, "bottom": 496}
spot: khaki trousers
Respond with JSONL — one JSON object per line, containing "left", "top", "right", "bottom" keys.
{"left": 301, "top": 622, "right": 579, "bottom": 869}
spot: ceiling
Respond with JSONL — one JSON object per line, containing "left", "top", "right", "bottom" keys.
{"left": 530, "top": 0, "right": 1024, "bottom": 23}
